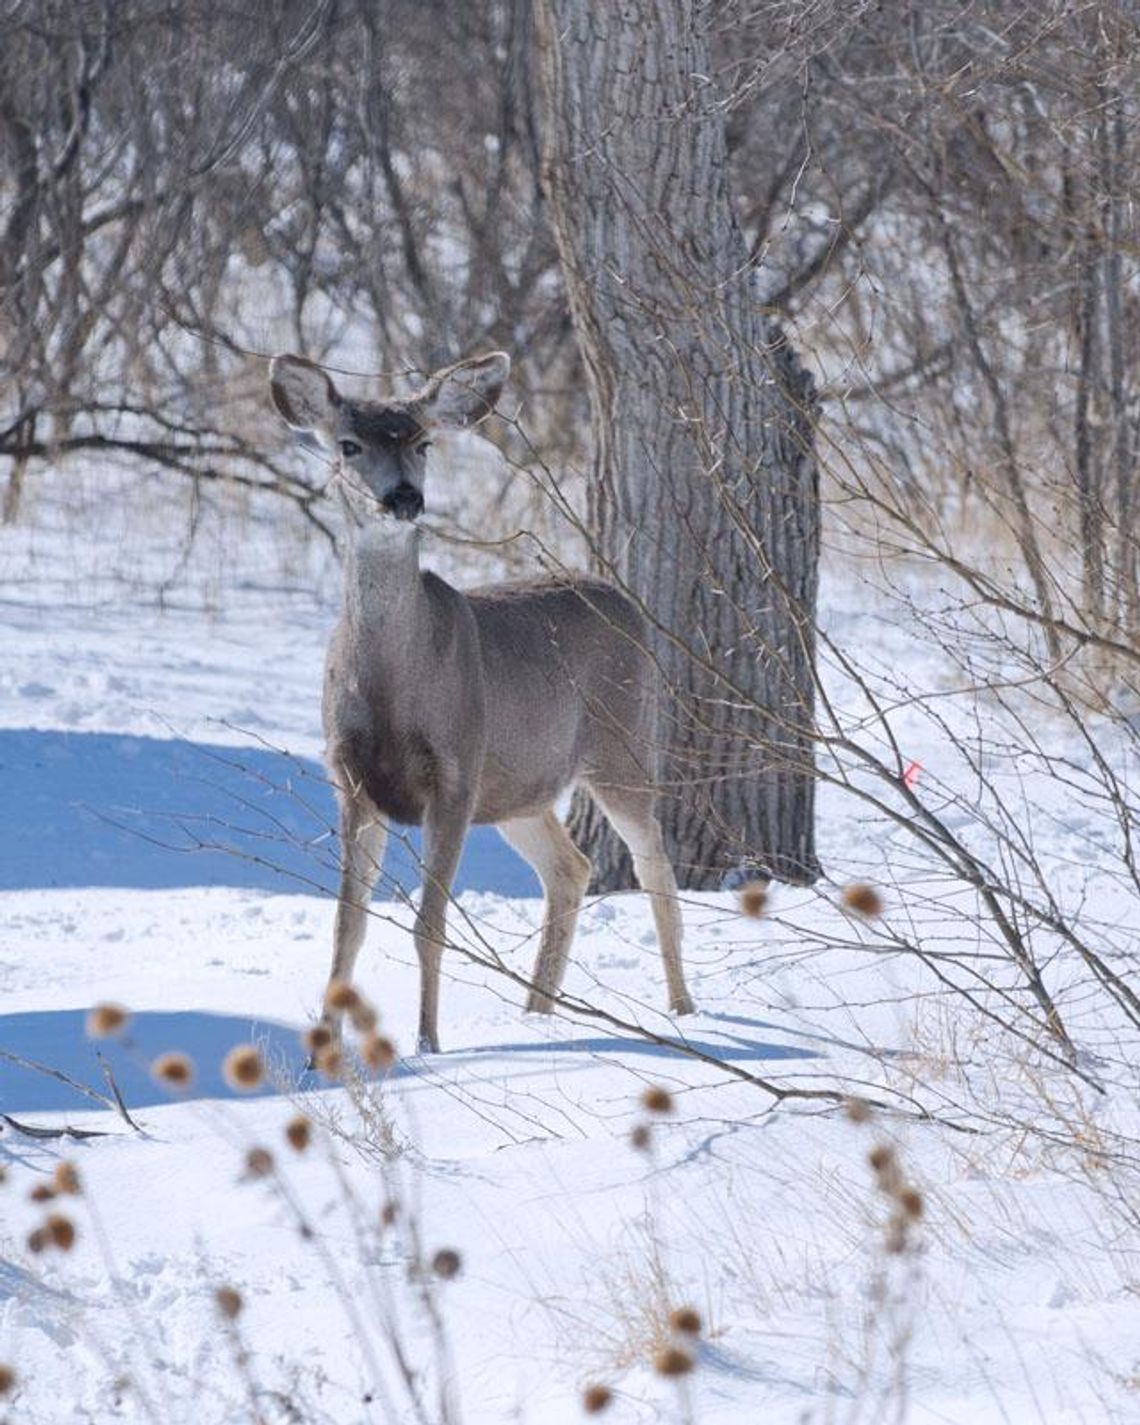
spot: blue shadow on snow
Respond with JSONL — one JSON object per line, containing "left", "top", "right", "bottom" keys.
{"left": 0, "top": 1016, "right": 821, "bottom": 1119}
{"left": 473, "top": 1035, "right": 818, "bottom": 1064}
{"left": 0, "top": 728, "right": 538, "bottom": 897}
{"left": 0, "top": 1008, "right": 311, "bottom": 1115}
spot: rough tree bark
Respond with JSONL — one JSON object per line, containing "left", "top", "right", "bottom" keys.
{"left": 535, "top": 0, "right": 820, "bottom": 890}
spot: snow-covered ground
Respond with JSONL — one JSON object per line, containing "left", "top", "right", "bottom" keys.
{"left": 2, "top": 464, "right": 1138, "bottom": 1423}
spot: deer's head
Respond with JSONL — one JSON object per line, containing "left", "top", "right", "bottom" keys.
{"left": 269, "top": 351, "right": 510, "bottom": 522}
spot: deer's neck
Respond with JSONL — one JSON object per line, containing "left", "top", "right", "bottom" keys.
{"left": 342, "top": 519, "right": 426, "bottom": 644}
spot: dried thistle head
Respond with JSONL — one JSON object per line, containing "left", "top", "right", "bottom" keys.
{"left": 630, "top": 1124, "right": 652, "bottom": 1153}
{"left": 284, "top": 1115, "right": 312, "bottom": 1152}
{"left": 214, "top": 1286, "right": 243, "bottom": 1321}
{"left": 844, "top": 1097, "right": 873, "bottom": 1125}
{"left": 222, "top": 1044, "right": 265, "bottom": 1092}
{"left": 86, "top": 1002, "right": 130, "bottom": 1038}
{"left": 45, "top": 1213, "right": 76, "bottom": 1251}
{"left": 669, "top": 1306, "right": 702, "bottom": 1336}
{"left": 324, "top": 979, "right": 361, "bottom": 1014}
{"left": 53, "top": 1162, "right": 81, "bottom": 1196}
{"left": 581, "top": 1383, "right": 613, "bottom": 1414}
{"left": 380, "top": 1199, "right": 399, "bottom": 1228}
{"left": 26, "top": 1227, "right": 48, "bottom": 1254}
{"left": 302, "top": 1024, "right": 334, "bottom": 1056}
{"left": 898, "top": 1186, "right": 924, "bottom": 1220}
{"left": 151, "top": 1051, "right": 195, "bottom": 1089}
{"left": 29, "top": 1183, "right": 56, "bottom": 1204}
{"left": 738, "top": 882, "right": 769, "bottom": 918}
{"left": 842, "top": 883, "right": 885, "bottom": 919}
{"left": 868, "top": 1144, "right": 896, "bottom": 1181}
{"left": 349, "top": 1000, "right": 379, "bottom": 1035}
{"left": 431, "top": 1248, "right": 461, "bottom": 1280}
{"left": 640, "top": 1086, "right": 674, "bottom": 1115}
{"left": 0, "top": 1364, "right": 15, "bottom": 1397}
{"left": 314, "top": 1044, "right": 344, "bottom": 1080}
{"left": 653, "top": 1345, "right": 694, "bottom": 1377}
{"left": 869, "top": 1142, "right": 903, "bottom": 1196}
{"left": 361, "top": 1033, "right": 397, "bottom": 1072}
{"left": 243, "top": 1147, "right": 274, "bottom": 1181}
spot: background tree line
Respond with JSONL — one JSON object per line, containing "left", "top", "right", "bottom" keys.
{"left": 2, "top": 0, "right": 1136, "bottom": 883}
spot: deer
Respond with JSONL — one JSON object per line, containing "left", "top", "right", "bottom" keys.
{"left": 268, "top": 349, "right": 694, "bottom": 1053}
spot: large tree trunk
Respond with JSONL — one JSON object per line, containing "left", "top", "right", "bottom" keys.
{"left": 535, "top": 0, "right": 820, "bottom": 890}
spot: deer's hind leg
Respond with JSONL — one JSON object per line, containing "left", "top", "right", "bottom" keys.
{"left": 499, "top": 808, "right": 592, "bottom": 1013}
{"left": 587, "top": 784, "right": 694, "bottom": 1017}
{"left": 324, "top": 780, "right": 388, "bottom": 1041}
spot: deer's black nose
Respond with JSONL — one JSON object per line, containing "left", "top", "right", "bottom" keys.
{"left": 382, "top": 483, "right": 424, "bottom": 521}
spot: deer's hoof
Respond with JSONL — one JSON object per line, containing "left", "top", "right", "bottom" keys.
{"left": 417, "top": 1032, "right": 440, "bottom": 1055}
{"left": 671, "top": 992, "right": 696, "bottom": 1017}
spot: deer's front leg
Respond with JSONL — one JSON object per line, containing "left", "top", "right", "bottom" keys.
{"left": 414, "top": 795, "right": 472, "bottom": 1054}
{"left": 323, "top": 787, "right": 388, "bottom": 1046}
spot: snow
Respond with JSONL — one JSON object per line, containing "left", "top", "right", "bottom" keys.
{"left": 2, "top": 467, "right": 1138, "bottom": 1423}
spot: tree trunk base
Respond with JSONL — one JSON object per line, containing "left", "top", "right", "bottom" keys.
{"left": 568, "top": 787, "right": 822, "bottom": 894}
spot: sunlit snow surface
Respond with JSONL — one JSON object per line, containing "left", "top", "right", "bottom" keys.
{"left": 1, "top": 469, "right": 1136, "bottom": 1423}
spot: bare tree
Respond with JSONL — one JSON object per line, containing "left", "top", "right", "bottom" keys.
{"left": 0, "top": 0, "right": 569, "bottom": 543}
{"left": 716, "top": 0, "right": 1139, "bottom": 648}
{"left": 534, "top": 0, "right": 822, "bottom": 891}
{"left": 0, "top": 0, "right": 336, "bottom": 528}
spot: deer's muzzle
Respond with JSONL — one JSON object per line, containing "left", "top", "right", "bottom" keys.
{"left": 381, "top": 483, "right": 424, "bottom": 521}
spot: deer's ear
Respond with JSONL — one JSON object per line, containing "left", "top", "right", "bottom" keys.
{"left": 269, "top": 355, "right": 341, "bottom": 438}
{"left": 417, "top": 352, "right": 510, "bottom": 429}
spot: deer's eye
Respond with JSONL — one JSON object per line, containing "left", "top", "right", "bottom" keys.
{"left": 339, "top": 438, "right": 362, "bottom": 459}
{"left": 416, "top": 441, "right": 433, "bottom": 455}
